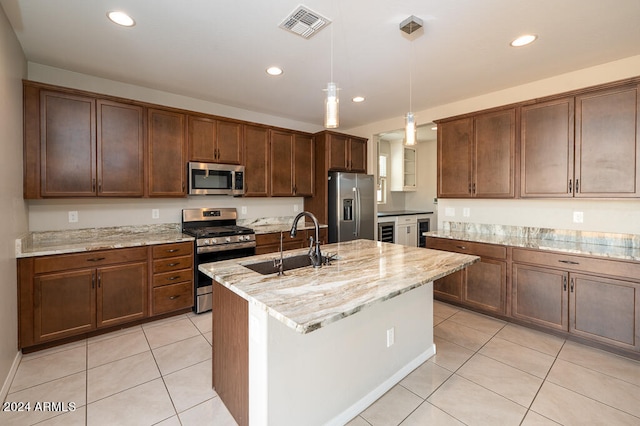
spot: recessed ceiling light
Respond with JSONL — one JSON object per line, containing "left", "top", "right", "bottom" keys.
{"left": 510, "top": 34, "right": 537, "bottom": 47}
{"left": 352, "top": 96, "right": 365, "bottom": 103}
{"left": 266, "top": 66, "right": 283, "bottom": 76}
{"left": 107, "top": 11, "right": 135, "bottom": 27}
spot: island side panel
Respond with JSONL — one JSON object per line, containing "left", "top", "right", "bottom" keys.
{"left": 258, "top": 284, "right": 435, "bottom": 426}
{"left": 213, "top": 281, "right": 249, "bottom": 426}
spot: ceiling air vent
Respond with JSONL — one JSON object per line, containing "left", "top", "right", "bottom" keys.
{"left": 279, "top": 5, "right": 330, "bottom": 39}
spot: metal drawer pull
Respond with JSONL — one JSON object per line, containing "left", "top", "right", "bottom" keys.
{"left": 167, "top": 276, "right": 180, "bottom": 281}
{"left": 455, "top": 245, "right": 466, "bottom": 250}
{"left": 570, "top": 278, "right": 575, "bottom": 293}
{"left": 167, "top": 249, "right": 179, "bottom": 253}
{"left": 87, "top": 257, "right": 106, "bottom": 262}
{"left": 169, "top": 295, "right": 181, "bottom": 300}
{"left": 563, "top": 276, "right": 567, "bottom": 291}
{"left": 167, "top": 262, "right": 180, "bottom": 267}
{"left": 558, "top": 260, "right": 579, "bottom": 265}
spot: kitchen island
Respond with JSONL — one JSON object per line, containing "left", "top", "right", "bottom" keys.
{"left": 199, "top": 239, "right": 478, "bottom": 426}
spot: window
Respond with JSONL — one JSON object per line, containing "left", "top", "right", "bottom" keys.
{"left": 377, "top": 154, "right": 387, "bottom": 204}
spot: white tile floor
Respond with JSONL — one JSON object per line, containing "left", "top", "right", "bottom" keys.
{"left": 3, "top": 301, "right": 640, "bottom": 425}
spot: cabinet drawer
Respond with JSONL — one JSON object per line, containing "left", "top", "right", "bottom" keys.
{"left": 153, "top": 255, "right": 193, "bottom": 273}
{"left": 152, "top": 242, "right": 193, "bottom": 259}
{"left": 153, "top": 281, "right": 193, "bottom": 315}
{"left": 34, "top": 247, "right": 147, "bottom": 274}
{"left": 512, "top": 248, "right": 640, "bottom": 280}
{"left": 396, "top": 216, "right": 417, "bottom": 225}
{"left": 426, "top": 238, "right": 506, "bottom": 260}
{"left": 153, "top": 269, "right": 193, "bottom": 288}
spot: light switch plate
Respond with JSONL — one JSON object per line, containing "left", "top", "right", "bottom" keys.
{"left": 152, "top": 209, "right": 160, "bottom": 219}
{"left": 463, "top": 207, "right": 470, "bottom": 217}
{"left": 573, "top": 211, "right": 584, "bottom": 223}
{"left": 68, "top": 211, "right": 78, "bottom": 223}
{"left": 241, "top": 206, "right": 247, "bottom": 215}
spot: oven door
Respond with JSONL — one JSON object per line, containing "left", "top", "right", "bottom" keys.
{"left": 193, "top": 245, "right": 255, "bottom": 313}
{"left": 188, "top": 162, "right": 244, "bottom": 195}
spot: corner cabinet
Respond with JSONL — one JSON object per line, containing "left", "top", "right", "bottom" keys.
{"left": 437, "top": 108, "right": 516, "bottom": 198}
{"left": 512, "top": 248, "right": 640, "bottom": 352}
{"left": 521, "top": 83, "right": 640, "bottom": 198}
{"left": 316, "top": 131, "right": 367, "bottom": 173}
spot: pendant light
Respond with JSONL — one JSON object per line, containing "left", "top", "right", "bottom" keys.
{"left": 400, "top": 16, "right": 422, "bottom": 146}
{"left": 324, "top": 24, "right": 339, "bottom": 128}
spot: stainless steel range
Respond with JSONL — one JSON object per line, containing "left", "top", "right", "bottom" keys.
{"left": 182, "top": 208, "right": 256, "bottom": 313}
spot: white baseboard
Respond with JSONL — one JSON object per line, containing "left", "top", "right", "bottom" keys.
{"left": 326, "top": 343, "right": 436, "bottom": 426}
{"left": 1, "top": 351, "right": 22, "bottom": 402}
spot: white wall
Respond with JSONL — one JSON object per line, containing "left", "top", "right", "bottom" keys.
{"left": 0, "top": 5, "right": 27, "bottom": 399}
{"left": 346, "top": 55, "right": 640, "bottom": 235}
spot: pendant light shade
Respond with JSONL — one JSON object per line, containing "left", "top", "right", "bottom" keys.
{"left": 325, "top": 82, "right": 339, "bottom": 128}
{"left": 405, "top": 112, "right": 416, "bottom": 146}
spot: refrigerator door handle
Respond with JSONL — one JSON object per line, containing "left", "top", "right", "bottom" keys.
{"left": 355, "top": 187, "right": 361, "bottom": 237}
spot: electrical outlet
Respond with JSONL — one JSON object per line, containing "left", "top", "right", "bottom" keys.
{"left": 293, "top": 204, "right": 299, "bottom": 213}
{"left": 573, "top": 211, "right": 584, "bottom": 223}
{"left": 445, "top": 207, "right": 455, "bottom": 217}
{"left": 152, "top": 209, "right": 160, "bottom": 219}
{"left": 386, "top": 327, "right": 395, "bottom": 348}
{"left": 463, "top": 207, "right": 470, "bottom": 217}
{"left": 68, "top": 211, "right": 78, "bottom": 223}
{"left": 241, "top": 206, "right": 247, "bottom": 215}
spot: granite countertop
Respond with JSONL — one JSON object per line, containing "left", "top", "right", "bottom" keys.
{"left": 377, "top": 210, "right": 434, "bottom": 218}
{"left": 249, "top": 222, "right": 328, "bottom": 235}
{"left": 16, "top": 224, "right": 194, "bottom": 258}
{"left": 425, "top": 225, "right": 640, "bottom": 262}
{"left": 199, "top": 239, "right": 478, "bottom": 334}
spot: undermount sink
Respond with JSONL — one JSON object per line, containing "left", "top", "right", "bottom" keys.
{"left": 242, "top": 254, "right": 336, "bottom": 275}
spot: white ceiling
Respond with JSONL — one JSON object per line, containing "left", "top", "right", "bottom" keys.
{"left": 2, "top": 0, "right": 640, "bottom": 132}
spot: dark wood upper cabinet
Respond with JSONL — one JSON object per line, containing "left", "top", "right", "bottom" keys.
{"left": 521, "top": 97, "right": 575, "bottom": 197}
{"left": 328, "top": 133, "right": 349, "bottom": 171}
{"left": 293, "top": 133, "right": 314, "bottom": 196}
{"left": 438, "top": 118, "right": 473, "bottom": 198}
{"left": 474, "top": 109, "right": 516, "bottom": 198}
{"left": 575, "top": 84, "right": 639, "bottom": 197}
{"left": 270, "top": 130, "right": 294, "bottom": 196}
{"left": 39, "top": 90, "right": 97, "bottom": 197}
{"left": 97, "top": 100, "right": 145, "bottom": 197}
{"left": 243, "top": 124, "right": 270, "bottom": 197}
{"left": 315, "top": 131, "right": 367, "bottom": 172}
{"left": 188, "top": 115, "right": 242, "bottom": 164}
{"left": 148, "top": 108, "right": 187, "bottom": 197}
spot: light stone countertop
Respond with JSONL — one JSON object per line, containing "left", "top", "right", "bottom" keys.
{"left": 425, "top": 226, "right": 640, "bottom": 262}
{"left": 16, "top": 224, "right": 194, "bottom": 258}
{"left": 199, "top": 239, "right": 478, "bottom": 334}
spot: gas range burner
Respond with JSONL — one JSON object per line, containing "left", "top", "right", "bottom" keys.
{"left": 182, "top": 208, "right": 256, "bottom": 254}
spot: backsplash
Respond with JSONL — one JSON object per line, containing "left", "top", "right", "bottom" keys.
{"left": 443, "top": 221, "right": 640, "bottom": 249}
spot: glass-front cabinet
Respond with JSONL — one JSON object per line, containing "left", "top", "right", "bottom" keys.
{"left": 391, "top": 141, "right": 417, "bottom": 191}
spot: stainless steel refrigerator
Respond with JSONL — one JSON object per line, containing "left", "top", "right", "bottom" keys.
{"left": 327, "top": 172, "right": 375, "bottom": 243}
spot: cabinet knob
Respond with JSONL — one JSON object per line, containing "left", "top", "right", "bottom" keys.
{"left": 169, "top": 295, "right": 180, "bottom": 300}
{"left": 87, "top": 257, "right": 106, "bottom": 262}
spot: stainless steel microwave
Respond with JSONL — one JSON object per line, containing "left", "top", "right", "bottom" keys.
{"left": 188, "top": 162, "right": 245, "bottom": 196}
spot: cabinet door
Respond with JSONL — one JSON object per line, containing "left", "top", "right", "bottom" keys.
{"left": 575, "top": 85, "right": 639, "bottom": 197}
{"left": 434, "top": 269, "right": 464, "bottom": 303}
{"left": 97, "top": 262, "right": 148, "bottom": 328}
{"left": 438, "top": 118, "right": 473, "bottom": 197}
{"left": 270, "top": 130, "right": 294, "bottom": 196}
{"left": 328, "top": 133, "right": 349, "bottom": 171}
{"left": 464, "top": 259, "right": 506, "bottom": 315}
{"left": 512, "top": 263, "right": 568, "bottom": 331}
{"left": 34, "top": 269, "right": 96, "bottom": 343}
{"left": 521, "top": 98, "right": 574, "bottom": 197}
{"left": 474, "top": 109, "right": 516, "bottom": 198}
{"left": 216, "top": 120, "right": 243, "bottom": 164}
{"left": 188, "top": 115, "right": 216, "bottom": 162}
{"left": 40, "top": 91, "right": 96, "bottom": 196}
{"left": 570, "top": 273, "right": 640, "bottom": 351}
{"left": 243, "top": 125, "right": 270, "bottom": 196}
{"left": 148, "top": 108, "right": 187, "bottom": 197}
{"left": 293, "top": 133, "right": 314, "bottom": 196}
{"left": 349, "top": 138, "right": 367, "bottom": 172}
{"left": 97, "top": 100, "right": 145, "bottom": 196}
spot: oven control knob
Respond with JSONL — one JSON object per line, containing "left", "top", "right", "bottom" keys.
{"left": 203, "top": 239, "right": 210, "bottom": 245}
{"left": 239, "top": 235, "right": 246, "bottom": 241}
{"left": 225, "top": 237, "right": 232, "bottom": 243}
{"left": 211, "top": 238, "right": 217, "bottom": 244}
